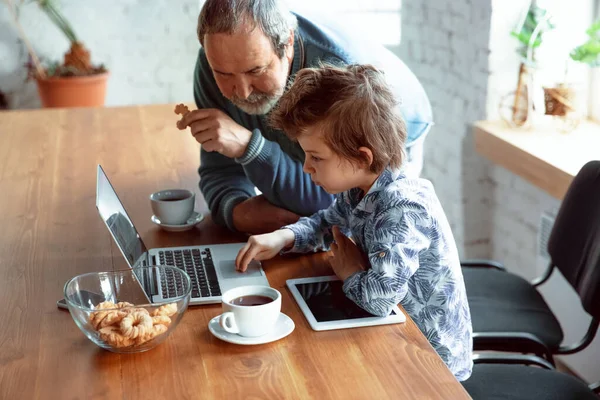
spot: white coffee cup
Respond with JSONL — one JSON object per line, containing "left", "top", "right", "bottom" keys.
{"left": 149, "top": 189, "right": 195, "bottom": 225}
{"left": 219, "top": 285, "right": 281, "bottom": 337}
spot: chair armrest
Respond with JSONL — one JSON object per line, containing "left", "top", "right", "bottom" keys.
{"left": 472, "top": 353, "right": 554, "bottom": 370}
{"left": 473, "top": 332, "right": 554, "bottom": 364}
{"left": 460, "top": 259, "right": 506, "bottom": 271}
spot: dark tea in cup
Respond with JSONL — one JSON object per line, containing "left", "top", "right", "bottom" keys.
{"left": 230, "top": 295, "right": 273, "bottom": 306}
{"left": 220, "top": 285, "right": 282, "bottom": 337}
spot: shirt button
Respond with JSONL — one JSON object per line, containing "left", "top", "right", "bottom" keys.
{"left": 379, "top": 252, "right": 386, "bottom": 258}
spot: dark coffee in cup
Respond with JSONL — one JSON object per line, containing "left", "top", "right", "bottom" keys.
{"left": 230, "top": 295, "right": 273, "bottom": 306}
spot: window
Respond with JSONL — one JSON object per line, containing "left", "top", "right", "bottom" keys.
{"left": 531, "top": 0, "right": 597, "bottom": 121}
{"left": 287, "top": 0, "right": 402, "bottom": 47}
{"left": 590, "top": 0, "right": 600, "bottom": 122}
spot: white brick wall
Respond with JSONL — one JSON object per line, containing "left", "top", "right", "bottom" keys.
{"left": 400, "top": 0, "right": 493, "bottom": 258}
{"left": 0, "top": 0, "right": 203, "bottom": 108}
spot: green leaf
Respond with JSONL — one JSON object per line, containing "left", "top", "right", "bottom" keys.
{"left": 570, "top": 19, "right": 600, "bottom": 66}
{"left": 586, "top": 20, "right": 600, "bottom": 37}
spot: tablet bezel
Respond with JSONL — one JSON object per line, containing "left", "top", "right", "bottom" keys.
{"left": 286, "top": 275, "right": 406, "bottom": 331}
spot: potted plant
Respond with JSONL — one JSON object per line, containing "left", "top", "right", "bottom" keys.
{"left": 4, "top": 0, "right": 109, "bottom": 108}
{"left": 544, "top": 19, "right": 600, "bottom": 117}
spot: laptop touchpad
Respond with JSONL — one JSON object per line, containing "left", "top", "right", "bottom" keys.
{"left": 219, "top": 260, "right": 264, "bottom": 280}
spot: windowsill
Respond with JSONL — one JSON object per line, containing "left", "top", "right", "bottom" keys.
{"left": 473, "top": 118, "right": 600, "bottom": 200}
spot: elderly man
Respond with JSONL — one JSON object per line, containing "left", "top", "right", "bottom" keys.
{"left": 178, "top": 0, "right": 432, "bottom": 234}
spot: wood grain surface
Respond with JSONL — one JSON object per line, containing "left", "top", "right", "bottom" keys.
{"left": 0, "top": 105, "right": 470, "bottom": 399}
{"left": 474, "top": 119, "right": 599, "bottom": 200}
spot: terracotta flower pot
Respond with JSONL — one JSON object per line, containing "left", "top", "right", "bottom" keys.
{"left": 36, "top": 71, "right": 109, "bottom": 108}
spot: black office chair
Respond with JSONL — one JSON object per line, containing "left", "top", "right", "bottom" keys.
{"left": 462, "top": 160, "right": 600, "bottom": 365}
{"left": 462, "top": 354, "right": 600, "bottom": 400}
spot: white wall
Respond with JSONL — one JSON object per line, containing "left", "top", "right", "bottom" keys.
{"left": 399, "top": 0, "right": 493, "bottom": 259}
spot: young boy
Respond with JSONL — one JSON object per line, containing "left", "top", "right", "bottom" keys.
{"left": 234, "top": 64, "right": 473, "bottom": 381}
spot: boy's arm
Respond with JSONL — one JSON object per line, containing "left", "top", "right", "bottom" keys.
{"left": 342, "top": 204, "right": 430, "bottom": 317}
{"left": 282, "top": 196, "right": 348, "bottom": 253}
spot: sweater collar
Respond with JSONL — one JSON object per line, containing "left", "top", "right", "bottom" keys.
{"left": 290, "top": 30, "right": 304, "bottom": 77}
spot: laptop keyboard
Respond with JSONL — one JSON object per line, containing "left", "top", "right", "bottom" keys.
{"left": 158, "top": 248, "right": 221, "bottom": 299}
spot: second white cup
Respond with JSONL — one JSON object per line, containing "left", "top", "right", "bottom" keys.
{"left": 219, "top": 285, "right": 281, "bottom": 337}
{"left": 149, "top": 189, "right": 195, "bottom": 225}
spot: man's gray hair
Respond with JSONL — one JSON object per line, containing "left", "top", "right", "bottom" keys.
{"left": 197, "top": 0, "right": 298, "bottom": 59}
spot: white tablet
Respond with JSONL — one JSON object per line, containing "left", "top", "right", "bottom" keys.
{"left": 286, "top": 275, "right": 405, "bottom": 331}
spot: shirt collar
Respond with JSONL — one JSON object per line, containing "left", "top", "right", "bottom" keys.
{"left": 350, "top": 168, "right": 404, "bottom": 213}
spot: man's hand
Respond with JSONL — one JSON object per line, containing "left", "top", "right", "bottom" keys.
{"left": 177, "top": 108, "right": 252, "bottom": 159}
{"left": 233, "top": 195, "right": 300, "bottom": 234}
{"left": 330, "top": 226, "right": 369, "bottom": 281}
{"left": 235, "top": 229, "right": 295, "bottom": 272}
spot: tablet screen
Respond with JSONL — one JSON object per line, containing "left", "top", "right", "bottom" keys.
{"left": 295, "top": 280, "right": 396, "bottom": 322}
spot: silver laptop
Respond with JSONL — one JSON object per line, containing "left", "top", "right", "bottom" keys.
{"left": 95, "top": 165, "right": 269, "bottom": 305}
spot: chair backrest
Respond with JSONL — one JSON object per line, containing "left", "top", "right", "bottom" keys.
{"left": 548, "top": 160, "right": 600, "bottom": 319}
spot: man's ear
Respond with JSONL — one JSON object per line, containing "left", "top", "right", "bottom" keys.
{"left": 285, "top": 29, "right": 294, "bottom": 59}
{"left": 358, "top": 147, "right": 374, "bottom": 169}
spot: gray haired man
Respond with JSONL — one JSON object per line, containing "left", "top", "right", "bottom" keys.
{"left": 177, "top": 0, "right": 433, "bottom": 234}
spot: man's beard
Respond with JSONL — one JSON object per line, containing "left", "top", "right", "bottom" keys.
{"left": 230, "top": 90, "right": 283, "bottom": 115}
{"left": 229, "top": 57, "right": 289, "bottom": 115}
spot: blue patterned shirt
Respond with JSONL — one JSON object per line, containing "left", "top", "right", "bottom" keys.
{"left": 284, "top": 168, "right": 473, "bottom": 381}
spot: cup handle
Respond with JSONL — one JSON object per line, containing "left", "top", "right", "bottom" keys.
{"left": 219, "top": 312, "right": 239, "bottom": 334}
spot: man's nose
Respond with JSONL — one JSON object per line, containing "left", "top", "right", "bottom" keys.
{"left": 233, "top": 76, "right": 252, "bottom": 99}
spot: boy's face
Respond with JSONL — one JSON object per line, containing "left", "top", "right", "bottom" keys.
{"left": 298, "top": 129, "right": 372, "bottom": 194}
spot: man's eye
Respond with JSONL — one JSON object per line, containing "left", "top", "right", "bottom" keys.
{"left": 249, "top": 69, "right": 264, "bottom": 75}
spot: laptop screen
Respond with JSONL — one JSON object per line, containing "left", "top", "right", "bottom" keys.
{"left": 96, "top": 165, "right": 148, "bottom": 270}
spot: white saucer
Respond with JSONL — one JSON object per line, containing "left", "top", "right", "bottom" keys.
{"left": 208, "top": 313, "right": 295, "bottom": 345}
{"left": 151, "top": 211, "right": 204, "bottom": 232}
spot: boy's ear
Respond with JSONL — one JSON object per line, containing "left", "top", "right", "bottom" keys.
{"left": 357, "top": 147, "right": 374, "bottom": 169}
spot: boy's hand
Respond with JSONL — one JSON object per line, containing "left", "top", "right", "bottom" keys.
{"left": 330, "top": 226, "right": 368, "bottom": 281}
{"left": 236, "top": 229, "right": 295, "bottom": 272}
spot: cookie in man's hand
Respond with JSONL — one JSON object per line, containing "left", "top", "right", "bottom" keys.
{"left": 174, "top": 103, "right": 190, "bottom": 129}
{"left": 174, "top": 103, "right": 190, "bottom": 116}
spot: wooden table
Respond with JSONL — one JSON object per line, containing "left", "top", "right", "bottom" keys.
{"left": 474, "top": 119, "right": 600, "bottom": 200}
{"left": 0, "top": 105, "right": 470, "bottom": 399}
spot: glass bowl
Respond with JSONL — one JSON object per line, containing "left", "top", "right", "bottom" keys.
{"left": 64, "top": 266, "right": 191, "bottom": 353}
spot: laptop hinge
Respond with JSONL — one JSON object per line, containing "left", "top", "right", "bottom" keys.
{"left": 145, "top": 254, "right": 159, "bottom": 298}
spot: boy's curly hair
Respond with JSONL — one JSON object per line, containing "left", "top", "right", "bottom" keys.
{"left": 269, "top": 63, "right": 406, "bottom": 173}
